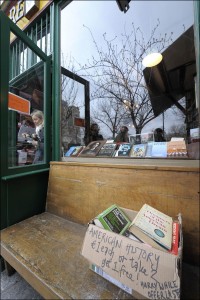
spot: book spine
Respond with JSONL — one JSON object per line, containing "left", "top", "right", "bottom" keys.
{"left": 168, "top": 221, "right": 179, "bottom": 255}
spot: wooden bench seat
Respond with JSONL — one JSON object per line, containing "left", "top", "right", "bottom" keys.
{"left": 1, "top": 159, "right": 199, "bottom": 299}
{"left": 1, "top": 212, "right": 134, "bottom": 299}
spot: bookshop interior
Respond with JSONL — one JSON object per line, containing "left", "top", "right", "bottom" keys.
{"left": 0, "top": 0, "right": 200, "bottom": 298}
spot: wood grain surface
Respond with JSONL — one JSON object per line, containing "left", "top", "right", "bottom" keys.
{"left": 1, "top": 213, "right": 135, "bottom": 299}
{"left": 47, "top": 160, "right": 199, "bottom": 266}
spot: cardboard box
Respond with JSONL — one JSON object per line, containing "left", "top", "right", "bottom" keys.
{"left": 81, "top": 208, "right": 183, "bottom": 300}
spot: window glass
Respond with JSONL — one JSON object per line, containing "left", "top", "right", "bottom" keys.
{"left": 8, "top": 34, "right": 45, "bottom": 167}
{"left": 61, "top": 1, "right": 198, "bottom": 159}
{"left": 61, "top": 74, "right": 86, "bottom": 155}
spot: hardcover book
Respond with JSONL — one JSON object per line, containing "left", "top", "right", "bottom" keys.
{"left": 130, "top": 144, "right": 147, "bottom": 158}
{"left": 97, "top": 143, "right": 117, "bottom": 157}
{"left": 115, "top": 143, "right": 132, "bottom": 157}
{"left": 79, "top": 140, "right": 106, "bottom": 157}
{"left": 93, "top": 204, "right": 131, "bottom": 235}
{"left": 130, "top": 204, "right": 173, "bottom": 250}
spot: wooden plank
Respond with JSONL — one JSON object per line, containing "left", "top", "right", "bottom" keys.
{"left": 1, "top": 213, "right": 134, "bottom": 299}
{"left": 61, "top": 157, "right": 199, "bottom": 172}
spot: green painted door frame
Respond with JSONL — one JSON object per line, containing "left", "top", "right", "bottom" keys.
{"left": 0, "top": 9, "right": 51, "bottom": 229}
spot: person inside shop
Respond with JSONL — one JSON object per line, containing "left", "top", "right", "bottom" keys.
{"left": 114, "top": 125, "right": 129, "bottom": 143}
{"left": 154, "top": 128, "right": 166, "bottom": 142}
{"left": 31, "top": 89, "right": 43, "bottom": 112}
{"left": 22, "top": 110, "right": 44, "bottom": 164}
{"left": 85, "top": 123, "right": 104, "bottom": 145}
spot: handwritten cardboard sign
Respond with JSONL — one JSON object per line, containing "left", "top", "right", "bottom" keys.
{"left": 81, "top": 223, "right": 181, "bottom": 299}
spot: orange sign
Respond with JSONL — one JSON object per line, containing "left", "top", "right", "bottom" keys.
{"left": 74, "top": 117, "right": 85, "bottom": 127}
{"left": 8, "top": 92, "right": 30, "bottom": 115}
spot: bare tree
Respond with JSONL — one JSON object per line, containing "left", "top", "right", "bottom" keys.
{"left": 77, "top": 20, "right": 173, "bottom": 135}
{"left": 92, "top": 98, "right": 129, "bottom": 138}
{"left": 166, "top": 124, "right": 187, "bottom": 140}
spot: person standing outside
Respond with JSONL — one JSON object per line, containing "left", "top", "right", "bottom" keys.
{"left": 84, "top": 123, "right": 104, "bottom": 145}
{"left": 114, "top": 126, "right": 129, "bottom": 143}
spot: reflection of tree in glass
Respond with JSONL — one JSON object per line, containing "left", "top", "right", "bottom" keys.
{"left": 79, "top": 20, "right": 174, "bottom": 136}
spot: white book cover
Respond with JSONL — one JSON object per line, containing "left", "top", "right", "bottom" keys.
{"left": 131, "top": 204, "right": 173, "bottom": 250}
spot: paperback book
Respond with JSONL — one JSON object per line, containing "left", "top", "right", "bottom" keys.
{"left": 93, "top": 204, "right": 131, "bottom": 235}
{"left": 64, "top": 146, "right": 76, "bottom": 157}
{"left": 130, "top": 144, "right": 147, "bottom": 158}
{"left": 97, "top": 143, "right": 117, "bottom": 157}
{"left": 71, "top": 146, "right": 85, "bottom": 157}
{"left": 167, "top": 140, "right": 188, "bottom": 158}
{"left": 151, "top": 142, "right": 167, "bottom": 158}
{"left": 130, "top": 204, "right": 173, "bottom": 250}
{"left": 115, "top": 143, "right": 132, "bottom": 157}
{"left": 79, "top": 140, "right": 106, "bottom": 157}
{"left": 169, "top": 221, "right": 179, "bottom": 255}
{"left": 145, "top": 142, "right": 154, "bottom": 157}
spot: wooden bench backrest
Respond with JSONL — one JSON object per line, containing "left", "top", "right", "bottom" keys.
{"left": 46, "top": 160, "right": 199, "bottom": 265}
{"left": 46, "top": 160, "right": 199, "bottom": 222}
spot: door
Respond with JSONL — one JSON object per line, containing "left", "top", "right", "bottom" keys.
{"left": 0, "top": 11, "right": 51, "bottom": 229}
{"left": 61, "top": 67, "right": 90, "bottom": 155}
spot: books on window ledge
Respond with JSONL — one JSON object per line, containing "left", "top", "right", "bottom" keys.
{"left": 130, "top": 143, "right": 147, "bottom": 158}
{"left": 114, "top": 143, "right": 132, "bottom": 157}
{"left": 79, "top": 140, "right": 106, "bottom": 157}
{"left": 64, "top": 146, "right": 76, "bottom": 157}
{"left": 97, "top": 143, "right": 117, "bottom": 157}
{"left": 151, "top": 141, "right": 167, "bottom": 158}
{"left": 71, "top": 146, "right": 85, "bottom": 157}
{"left": 93, "top": 204, "right": 131, "bottom": 235}
{"left": 167, "top": 140, "right": 188, "bottom": 158}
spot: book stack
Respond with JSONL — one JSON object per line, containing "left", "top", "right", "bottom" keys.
{"left": 93, "top": 203, "right": 179, "bottom": 255}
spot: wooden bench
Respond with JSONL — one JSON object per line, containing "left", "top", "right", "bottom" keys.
{"left": 1, "top": 159, "right": 199, "bottom": 299}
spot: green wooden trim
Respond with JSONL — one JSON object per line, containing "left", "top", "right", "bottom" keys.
{"left": 1, "top": 168, "right": 49, "bottom": 181}
{"left": 0, "top": 11, "right": 48, "bottom": 62}
{"left": 0, "top": 10, "right": 52, "bottom": 180}
{"left": 51, "top": 2, "right": 61, "bottom": 161}
{"left": 0, "top": 12, "right": 10, "bottom": 177}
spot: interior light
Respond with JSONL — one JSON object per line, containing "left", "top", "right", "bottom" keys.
{"left": 142, "top": 52, "right": 163, "bottom": 67}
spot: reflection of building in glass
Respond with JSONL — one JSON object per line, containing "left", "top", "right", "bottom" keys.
{"left": 61, "top": 102, "right": 83, "bottom": 149}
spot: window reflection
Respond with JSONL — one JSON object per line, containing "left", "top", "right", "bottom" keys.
{"left": 8, "top": 63, "right": 44, "bottom": 167}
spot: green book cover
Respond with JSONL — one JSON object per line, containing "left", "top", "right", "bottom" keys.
{"left": 94, "top": 204, "right": 131, "bottom": 235}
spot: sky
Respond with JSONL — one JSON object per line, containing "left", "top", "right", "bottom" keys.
{"left": 61, "top": 1, "right": 194, "bottom": 137}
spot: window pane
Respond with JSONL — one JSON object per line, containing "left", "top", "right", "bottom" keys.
{"left": 8, "top": 34, "right": 45, "bottom": 167}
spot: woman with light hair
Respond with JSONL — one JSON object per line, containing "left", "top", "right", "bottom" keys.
{"left": 30, "top": 110, "right": 44, "bottom": 164}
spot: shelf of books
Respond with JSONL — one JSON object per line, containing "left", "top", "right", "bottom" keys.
{"left": 62, "top": 134, "right": 199, "bottom": 167}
